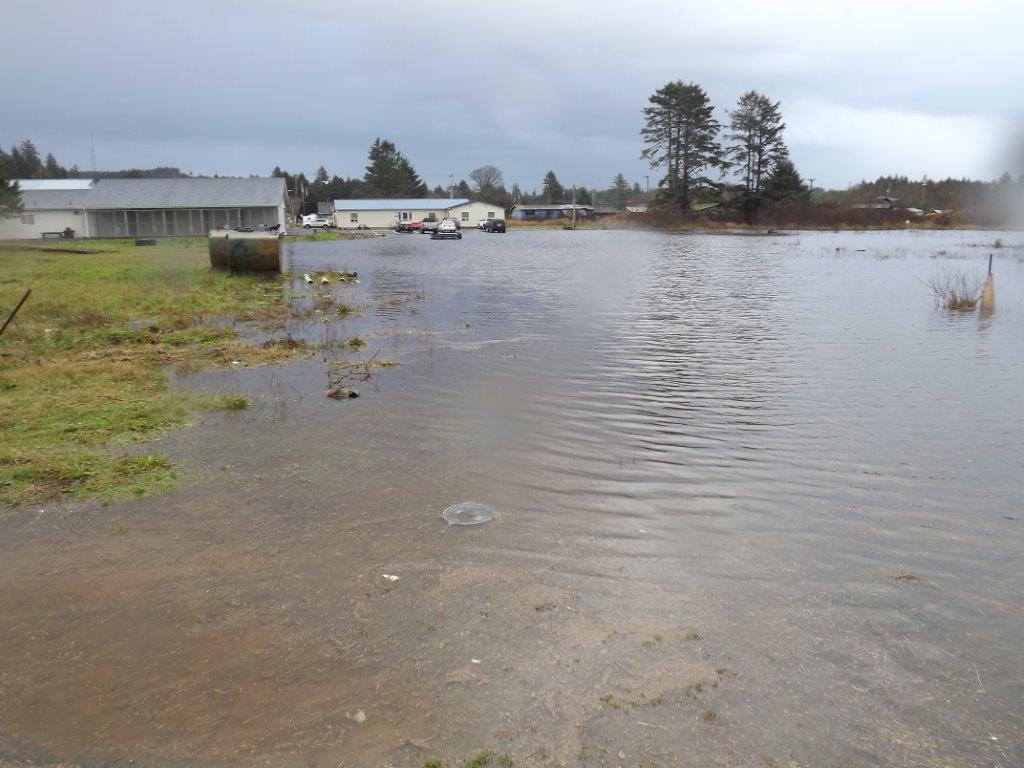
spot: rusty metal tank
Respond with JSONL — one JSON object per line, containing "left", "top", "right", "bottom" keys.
{"left": 208, "top": 229, "right": 281, "bottom": 272}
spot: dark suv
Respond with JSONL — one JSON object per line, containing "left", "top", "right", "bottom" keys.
{"left": 482, "top": 218, "right": 506, "bottom": 233}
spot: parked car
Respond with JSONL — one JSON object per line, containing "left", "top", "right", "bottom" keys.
{"left": 420, "top": 215, "right": 439, "bottom": 235}
{"left": 431, "top": 218, "right": 462, "bottom": 240}
{"left": 301, "top": 213, "right": 332, "bottom": 229}
{"left": 476, "top": 219, "right": 488, "bottom": 229}
{"left": 394, "top": 220, "right": 414, "bottom": 233}
{"left": 482, "top": 218, "right": 506, "bottom": 233}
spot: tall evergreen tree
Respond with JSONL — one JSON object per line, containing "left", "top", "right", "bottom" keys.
{"left": 726, "top": 90, "right": 786, "bottom": 218}
{"left": 640, "top": 81, "right": 723, "bottom": 213}
{"left": 44, "top": 153, "right": 66, "bottom": 178}
{"left": 610, "top": 173, "right": 630, "bottom": 209}
{"left": 0, "top": 167, "right": 21, "bottom": 213}
{"left": 363, "top": 138, "right": 426, "bottom": 197}
{"left": 542, "top": 171, "right": 564, "bottom": 203}
{"left": 764, "top": 151, "right": 806, "bottom": 203}
{"left": 17, "top": 139, "right": 43, "bottom": 178}
{"left": 455, "top": 179, "right": 472, "bottom": 198}
{"left": 510, "top": 183, "right": 522, "bottom": 203}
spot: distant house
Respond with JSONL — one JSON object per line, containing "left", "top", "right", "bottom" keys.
{"left": 330, "top": 198, "right": 505, "bottom": 229}
{"left": 0, "top": 177, "right": 287, "bottom": 239}
{"left": 852, "top": 195, "right": 900, "bottom": 210}
{"left": 509, "top": 204, "right": 596, "bottom": 221}
{"left": 625, "top": 205, "right": 648, "bottom": 214}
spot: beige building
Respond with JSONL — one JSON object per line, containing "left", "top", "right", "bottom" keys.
{"left": 0, "top": 178, "right": 286, "bottom": 239}
{"left": 332, "top": 198, "right": 506, "bottom": 229}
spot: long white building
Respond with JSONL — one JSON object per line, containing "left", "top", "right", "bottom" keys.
{"left": 332, "top": 198, "right": 506, "bottom": 229}
{"left": 0, "top": 177, "right": 287, "bottom": 239}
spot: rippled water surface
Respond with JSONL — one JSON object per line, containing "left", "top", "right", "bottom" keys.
{"left": 2, "top": 229, "right": 1022, "bottom": 767}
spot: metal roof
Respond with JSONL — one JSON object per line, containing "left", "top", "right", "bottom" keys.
{"left": 18, "top": 179, "right": 95, "bottom": 191}
{"left": 332, "top": 198, "right": 471, "bottom": 211}
{"left": 511, "top": 204, "right": 595, "bottom": 211}
{"left": 16, "top": 177, "right": 285, "bottom": 210}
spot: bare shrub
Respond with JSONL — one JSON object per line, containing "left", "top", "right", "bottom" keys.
{"left": 927, "top": 268, "right": 984, "bottom": 310}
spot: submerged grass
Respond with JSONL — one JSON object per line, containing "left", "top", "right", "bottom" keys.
{"left": 0, "top": 238, "right": 302, "bottom": 507}
{"left": 927, "top": 267, "right": 984, "bottom": 310}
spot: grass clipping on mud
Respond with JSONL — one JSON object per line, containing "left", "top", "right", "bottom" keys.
{"left": 0, "top": 238, "right": 303, "bottom": 507}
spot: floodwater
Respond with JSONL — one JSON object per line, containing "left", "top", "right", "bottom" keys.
{"left": 2, "top": 229, "right": 1022, "bottom": 768}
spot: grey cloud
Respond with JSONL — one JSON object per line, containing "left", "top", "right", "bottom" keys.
{"left": 2, "top": 0, "right": 1021, "bottom": 188}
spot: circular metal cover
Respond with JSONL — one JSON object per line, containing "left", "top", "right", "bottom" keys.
{"left": 441, "top": 502, "right": 495, "bottom": 526}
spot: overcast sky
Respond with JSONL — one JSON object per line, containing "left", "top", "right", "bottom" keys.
{"left": 3, "top": 0, "right": 1022, "bottom": 191}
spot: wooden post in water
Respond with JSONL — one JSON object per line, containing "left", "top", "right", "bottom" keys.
{"left": 981, "top": 253, "right": 996, "bottom": 314}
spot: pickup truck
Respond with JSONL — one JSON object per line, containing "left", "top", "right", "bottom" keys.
{"left": 420, "top": 215, "right": 439, "bottom": 235}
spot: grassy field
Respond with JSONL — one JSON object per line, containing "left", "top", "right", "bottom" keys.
{"left": 0, "top": 238, "right": 305, "bottom": 507}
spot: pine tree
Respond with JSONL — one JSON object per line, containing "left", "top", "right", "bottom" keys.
{"left": 455, "top": 179, "right": 471, "bottom": 198}
{"left": 610, "top": 173, "right": 630, "bottom": 209}
{"left": 363, "top": 138, "right": 426, "bottom": 197}
{"left": 542, "top": 171, "right": 564, "bottom": 203}
{"left": 640, "top": 81, "right": 723, "bottom": 213}
{"left": 0, "top": 167, "right": 21, "bottom": 213}
{"left": 396, "top": 157, "right": 427, "bottom": 197}
{"left": 510, "top": 183, "right": 522, "bottom": 202}
{"left": 764, "top": 151, "right": 806, "bottom": 203}
{"left": 726, "top": 90, "right": 786, "bottom": 219}
{"left": 17, "top": 139, "right": 43, "bottom": 178}
{"left": 315, "top": 165, "right": 329, "bottom": 184}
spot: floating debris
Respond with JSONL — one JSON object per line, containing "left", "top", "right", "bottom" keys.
{"left": 382, "top": 574, "right": 399, "bottom": 582}
{"left": 441, "top": 502, "right": 495, "bottom": 526}
{"left": 327, "top": 387, "right": 359, "bottom": 400}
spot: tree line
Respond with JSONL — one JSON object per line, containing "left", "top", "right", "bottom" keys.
{"left": 640, "top": 82, "right": 807, "bottom": 220}
{"left": 271, "top": 138, "right": 598, "bottom": 215}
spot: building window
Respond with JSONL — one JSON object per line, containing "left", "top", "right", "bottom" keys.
{"left": 461, "top": 211, "right": 469, "bottom": 221}
{"left": 401, "top": 211, "right": 410, "bottom": 221}
{"left": 20, "top": 214, "right": 35, "bottom": 225}
{"left": 487, "top": 211, "right": 495, "bottom": 218}
{"left": 350, "top": 212, "right": 358, "bottom": 223}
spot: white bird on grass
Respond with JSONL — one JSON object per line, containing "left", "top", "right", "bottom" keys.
{"left": 303, "top": 273, "right": 313, "bottom": 285}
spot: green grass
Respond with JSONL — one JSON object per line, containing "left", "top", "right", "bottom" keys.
{"left": 464, "top": 752, "right": 513, "bottom": 768}
{"left": 0, "top": 238, "right": 300, "bottom": 507}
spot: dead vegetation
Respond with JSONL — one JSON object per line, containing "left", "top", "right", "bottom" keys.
{"left": 926, "top": 268, "right": 984, "bottom": 310}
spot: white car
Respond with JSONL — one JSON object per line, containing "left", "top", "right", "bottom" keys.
{"left": 301, "top": 214, "right": 332, "bottom": 229}
{"left": 476, "top": 218, "right": 488, "bottom": 229}
{"left": 432, "top": 218, "right": 462, "bottom": 239}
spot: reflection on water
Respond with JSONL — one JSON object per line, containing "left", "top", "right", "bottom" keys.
{"left": 1, "top": 229, "right": 1022, "bottom": 767}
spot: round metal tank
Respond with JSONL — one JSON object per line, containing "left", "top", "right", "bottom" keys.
{"left": 208, "top": 230, "right": 281, "bottom": 272}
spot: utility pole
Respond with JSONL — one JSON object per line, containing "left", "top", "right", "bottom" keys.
{"left": 572, "top": 185, "right": 577, "bottom": 229}
{"left": 920, "top": 176, "right": 928, "bottom": 212}
{"left": 449, "top": 173, "right": 454, "bottom": 200}
{"left": 644, "top": 175, "right": 650, "bottom": 193}
{"left": 807, "top": 178, "right": 815, "bottom": 202}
